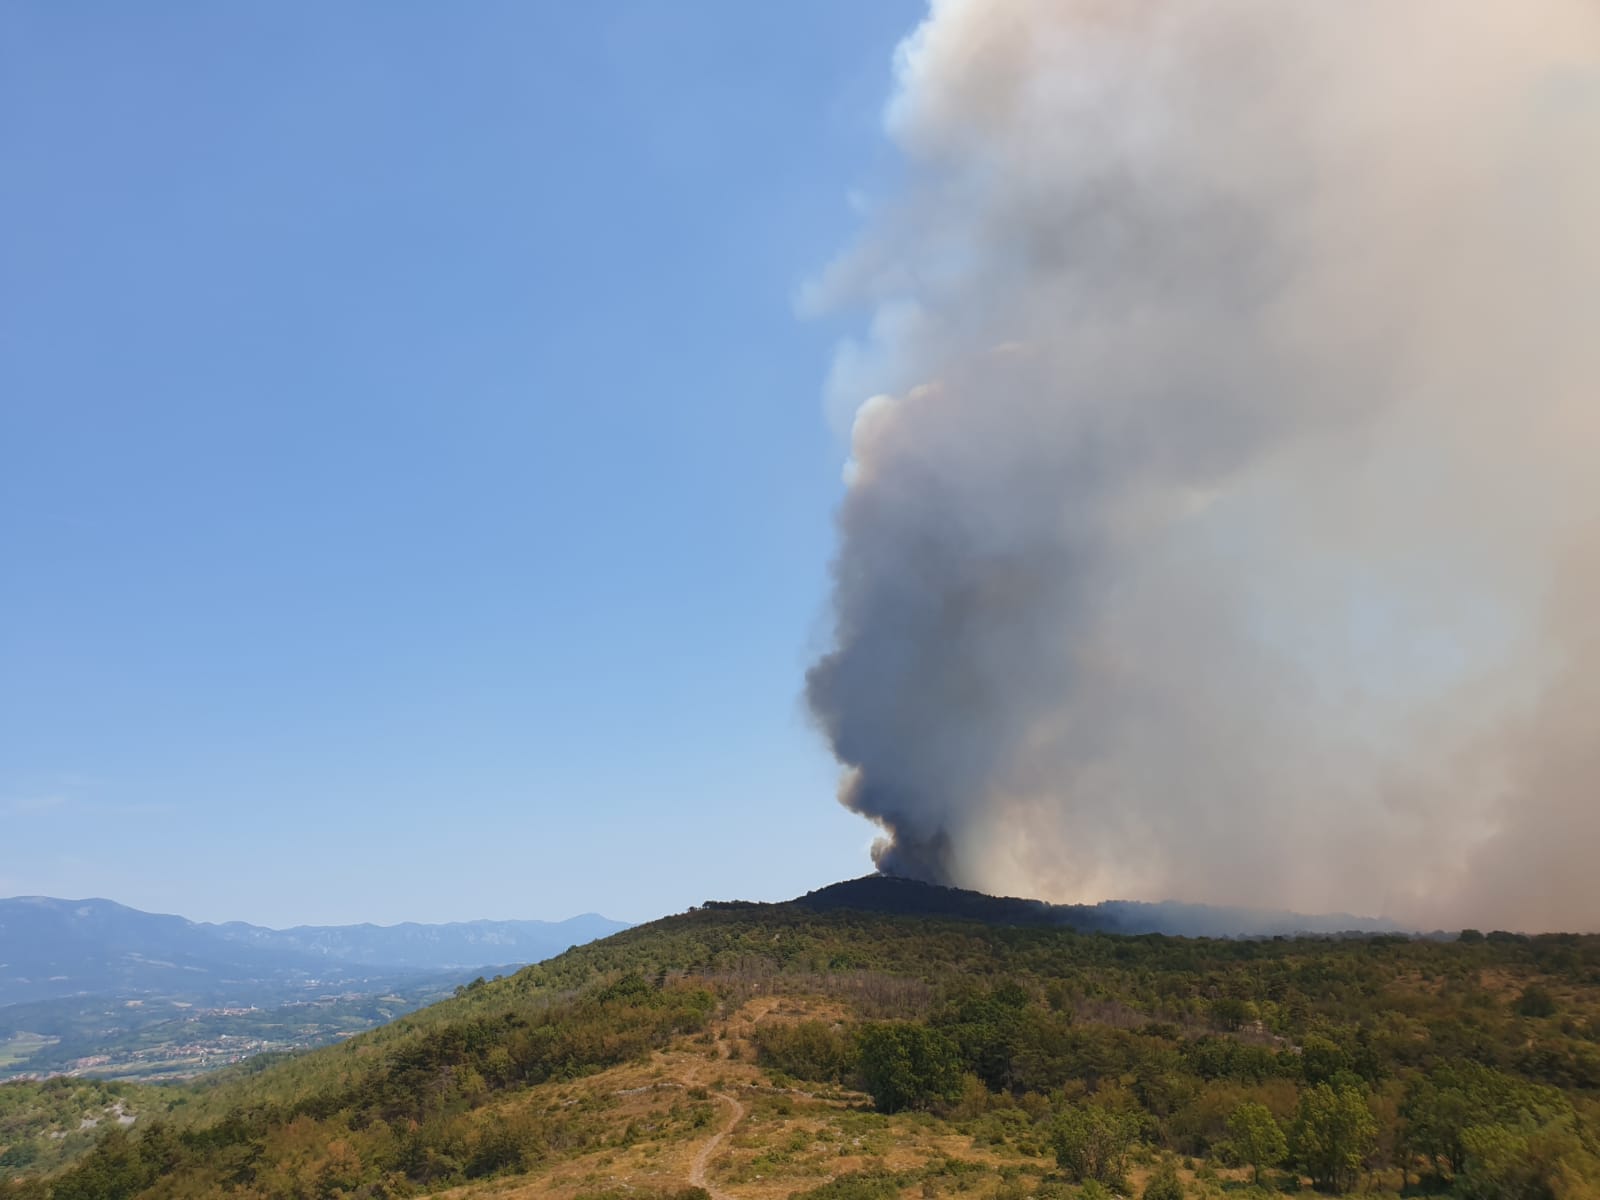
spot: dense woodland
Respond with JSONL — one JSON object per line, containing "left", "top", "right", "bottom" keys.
{"left": 6, "top": 891, "right": 1600, "bottom": 1199}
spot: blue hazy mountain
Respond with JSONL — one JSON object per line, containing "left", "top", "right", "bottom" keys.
{"left": 0, "top": 896, "right": 629, "bottom": 1007}
{"left": 202, "top": 912, "right": 632, "bottom": 969}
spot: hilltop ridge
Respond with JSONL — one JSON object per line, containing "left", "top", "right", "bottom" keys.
{"left": 781, "top": 875, "right": 1403, "bottom": 937}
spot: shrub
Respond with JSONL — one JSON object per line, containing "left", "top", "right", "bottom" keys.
{"left": 1143, "top": 1160, "right": 1186, "bottom": 1200}
{"left": 856, "top": 1023, "right": 962, "bottom": 1113}
{"left": 751, "top": 1020, "right": 857, "bottom": 1083}
{"left": 1052, "top": 1104, "right": 1139, "bottom": 1188}
{"left": 1516, "top": 986, "right": 1558, "bottom": 1019}
{"left": 1291, "top": 1084, "right": 1375, "bottom": 1195}
{"left": 790, "top": 1168, "right": 903, "bottom": 1200}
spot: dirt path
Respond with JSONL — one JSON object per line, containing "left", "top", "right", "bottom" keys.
{"left": 687, "top": 1090, "right": 745, "bottom": 1199}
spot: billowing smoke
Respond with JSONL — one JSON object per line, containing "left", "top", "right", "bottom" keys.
{"left": 805, "top": 0, "right": 1600, "bottom": 932}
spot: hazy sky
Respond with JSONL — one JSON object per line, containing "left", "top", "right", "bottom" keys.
{"left": 1, "top": 2, "right": 922, "bottom": 926}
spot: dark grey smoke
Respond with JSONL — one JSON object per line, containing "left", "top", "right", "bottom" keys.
{"left": 805, "top": 0, "right": 1600, "bottom": 931}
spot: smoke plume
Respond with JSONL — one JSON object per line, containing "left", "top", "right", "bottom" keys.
{"left": 805, "top": 0, "right": 1600, "bottom": 932}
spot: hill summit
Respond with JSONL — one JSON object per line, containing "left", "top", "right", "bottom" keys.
{"left": 783, "top": 875, "right": 1403, "bottom": 938}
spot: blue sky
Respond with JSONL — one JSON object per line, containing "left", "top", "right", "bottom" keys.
{"left": 1, "top": 1, "right": 924, "bottom": 926}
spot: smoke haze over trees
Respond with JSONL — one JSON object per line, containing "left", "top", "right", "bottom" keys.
{"left": 805, "top": 0, "right": 1600, "bottom": 931}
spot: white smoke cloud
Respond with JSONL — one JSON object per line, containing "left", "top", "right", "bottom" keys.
{"left": 806, "top": 0, "right": 1600, "bottom": 932}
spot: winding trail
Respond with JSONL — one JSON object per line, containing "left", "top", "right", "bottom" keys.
{"left": 687, "top": 1090, "right": 746, "bottom": 1199}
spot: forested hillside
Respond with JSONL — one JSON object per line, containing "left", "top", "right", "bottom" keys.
{"left": 6, "top": 888, "right": 1599, "bottom": 1199}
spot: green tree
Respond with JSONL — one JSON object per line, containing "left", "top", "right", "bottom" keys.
{"left": 1516, "top": 986, "right": 1557, "bottom": 1019}
{"left": 937, "top": 985, "right": 1030, "bottom": 1091}
{"left": 47, "top": 1130, "right": 157, "bottom": 1200}
{"left": 1455, "top": 1119, "right": 1588, "bottom": 1200}
{"left": 1401, "top": 1077, "right": 1475, "bottom": 1180}
{"left": 855, "top": 1022, "right": 962, "bottom": 1114}
{"left": 1227, "top": 1101, "right": 1287, "bottom": 1185}
{"left": 1142, "top": 1159, "right": 1185, "bottom": 1200}
{"left": 1298, "top": 1035, "right": 1350, "bottom": 1086}
{"left": 1291, "top": 1084, "right": 1376, "bottom": 1194}
{"left": 1210, "top": 997, "right": 1253, "bottom": 1032}
{"left": 753, "top": 1020, "right": 856, "bottom": 1083}
{"left": 1400, "top": 1061, "right": 1572, "bottom": 1181}
{"left": 1052, "top": 1104, "right": 1139, "bottom": 1188}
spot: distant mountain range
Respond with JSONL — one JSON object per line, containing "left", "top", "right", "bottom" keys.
{"left": 202, "top": 911, "right": 631, "bottom": 970}
{"left": 0, "top": 896, "right": 630, "bottom": 1008}
{"left": 786, "top": 875, "right": 1407, "bottom": 938}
